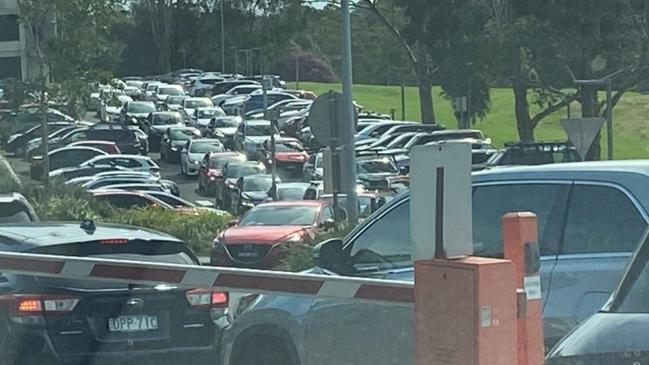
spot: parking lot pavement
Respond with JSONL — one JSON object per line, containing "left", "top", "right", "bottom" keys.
{"left": 150, "top": 152, "right": 207, "bottom": 205}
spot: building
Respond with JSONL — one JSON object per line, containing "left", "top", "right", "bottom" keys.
{"left": 0, "top": 0, "right": 52, "bottom": 81}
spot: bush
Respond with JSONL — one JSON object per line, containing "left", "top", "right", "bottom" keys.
{"left": 26, "top": 182, "right": 115, "bottom": 221}
{"left": 109, "top": 208, "right": 231, "bottom": 256}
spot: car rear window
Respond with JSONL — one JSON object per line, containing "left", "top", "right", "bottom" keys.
{"left": 88, "top": 129, "right": 134, "bottom": 141}
{"left": 30, "top": 240, "right": 197, "bottom": 290}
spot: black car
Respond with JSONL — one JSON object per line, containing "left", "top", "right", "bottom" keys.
{"left": 0, "top": 222, "right": 226, "bottom": 365}
{"left": 30, "top": 146, "right": 108, "bottom": 180}
{"left": 215, "top": 161, "right": 266, "bottom": 210}
{"left": 146, "top": 111, "right": 185, "bottom": 151}
{"left": 229, "top": 174, "right": 277, "bottom": 215}
{"left": 485, "top": 141, "right": 582, "bottom": 168}
{"left": 5, "top": 122, "right": 74, "bottom": 156}
{"left": 44, "top": 124, "right": 149, "bottom": 156}
{"left": 160, "top": 127, "right": 201, "bottom": 163}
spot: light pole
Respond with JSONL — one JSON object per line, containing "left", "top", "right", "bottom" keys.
{"left": 220, "top": 0, "right": 225, "bottom": 73}
{"left": 340, "top": 0, "right": 358, "bottom": 226}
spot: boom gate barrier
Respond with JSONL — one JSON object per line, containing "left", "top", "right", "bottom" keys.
{"left": 0, "top": 142, "right": 544, "bottom": 364}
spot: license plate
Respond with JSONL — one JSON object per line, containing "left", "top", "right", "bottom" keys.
{"left": 238, "top": 252, "right": 258, "bottom": 258}
{"left": 108, "top": 315, "right": 158, "bottom": 333}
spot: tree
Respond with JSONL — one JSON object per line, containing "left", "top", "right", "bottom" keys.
{"left": 358, "top": 0, "right": 437, "bottom": 123}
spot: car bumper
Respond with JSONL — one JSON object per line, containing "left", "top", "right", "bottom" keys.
{"left": 210, "top": 244, "right": 289, "bottom": 269}
{"left": 5, "top": 312, "right": 226, "bottom": 364}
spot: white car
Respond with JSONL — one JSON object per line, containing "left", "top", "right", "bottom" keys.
{"left": 154, "top": 84, "right": 185, "bottom": 103}
{"left": 211, "top": 84, "right": 262, "bottom": 106}
{"left": 180, "top": 138, "right": 225, "bottom": 176}
{"left": 181, "top": 97, "right": 214, "bottom": 121}
{"left": 191, "top": 106, "right": 226, "bottom": 129}
{"left": 79, "top": 154, "right": 160, "bottom": 176}
{"left": 102, "top": 94, "right": 133, "bottom": 122}
{"left": 188, "top": 75, "right": 223, "bottom": 96}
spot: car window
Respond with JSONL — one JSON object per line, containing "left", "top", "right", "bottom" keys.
{"left": 349, "top": 200, "right": 412, "bottom": 270}
{"left": 319, "top": 205, "right": 334, "bottom": 224}
{"left": 109, "top": 158, "right": 141, "bottom": 168}
{"left": 97, "top": 194, "right": 152, "bottom": 209}
{"left": 87, "top": 129, "right": 133, "bottom": 141}
{"left": 472, "top": 183, "right": 569, "bottom": 257}
{"left": 562, "top": 185, "right": 646, "bottom": 254}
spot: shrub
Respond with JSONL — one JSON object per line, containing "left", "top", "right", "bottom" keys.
{"left": 109, "top": 208, "right": 231, "bottom": 256}
{"left": 25, "top": 182, "right": 115, "bottom": 221}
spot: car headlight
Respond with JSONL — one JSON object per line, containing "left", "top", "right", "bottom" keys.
{"left": 192, "top": 160, "right": 200, "bottom": 165}
{"left": 171, "top": 146, "right": 178, "bottom": 152}
{"left": 241, "top": 197, "right": 255, "bottom": 207}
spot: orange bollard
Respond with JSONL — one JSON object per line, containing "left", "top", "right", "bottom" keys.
{"left": 502, "top": 212, "right": 544, "bottom": 365}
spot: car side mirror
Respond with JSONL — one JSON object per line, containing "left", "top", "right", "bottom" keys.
{"left": 313, "top": 238, "right": 348, "bottom": 273}
{"left": 399, "top": 165, "right": 410, "bottom": 175}
{"left": 227, "top": 219, "right": 238, "bottom": 228}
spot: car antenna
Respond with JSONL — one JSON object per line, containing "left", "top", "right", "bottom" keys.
{"left": 80, "top": 219, "right": 96, "bottom": 234}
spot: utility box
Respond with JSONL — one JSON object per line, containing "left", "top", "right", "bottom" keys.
{"left": 415, "top": 257, "right": 517, "bottom": 365}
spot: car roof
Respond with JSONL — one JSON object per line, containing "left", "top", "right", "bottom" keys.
{"left": 243, "top": 173, "right": 272, "bottom": 181}
{"left": 256, "top": 200, "right": 326, "bottom": 208}
{"left": 70, "top": 140, "right": 117, "bottom": 146}
{"left": 384, "top": 161, "right": 649, "bottom": 215}
{"left": 208, "top": 151, "right": 244, "bottom": 158}
{"left": 0, "top": 222, "right": 181, "bottom": 248}
{"left": 92, "top": 154, "right": 150, "bottom": 161}
{"left": 244, "top": 119, "right": 271, "bottom": 126}
{"left": 50, "top": 146, "right": 107, "bottom": 156}
{"left": 277, "top": 182, "right": 311, "bottom": 188}
{"left": 191, "top": 138, "right": 221, "bottom": 144}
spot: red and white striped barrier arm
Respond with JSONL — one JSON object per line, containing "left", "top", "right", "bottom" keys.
{"left": 0, "top": 251, "right": 414, "bottom": 305}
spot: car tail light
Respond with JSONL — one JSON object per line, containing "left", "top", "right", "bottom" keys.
{"left": 0, "top": 294, "right": 80, "bottom": 315}
{"left": 185, "top": 289, "right": 228, "bottom": 308}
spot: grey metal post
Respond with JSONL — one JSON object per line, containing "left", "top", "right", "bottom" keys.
{"left": 220, "top": 0, "right": 225, "bottom": 73}
{"left": 340, "top": 0, "right": 358, "bottom": 226}
{"left": 606, "top": 78, "right": 613, "bottom": 160}
{"left": 263, "top": 78, "right": 276, "bottom": 188}
{"left": 400, "top": 78, "right": 405, "bottom": 120}
{"left": 295, "top": 54, "right": 300, "bottom": 89}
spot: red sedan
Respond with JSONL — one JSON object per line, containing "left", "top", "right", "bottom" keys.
{"left": 197, "top": 151, "right": 246, "bottom": 196}
{"left": 211, "top": 200, "right": 336, "bottom": 269}
{"left": 259, "top": 137, "right": 309, "bottom": 179}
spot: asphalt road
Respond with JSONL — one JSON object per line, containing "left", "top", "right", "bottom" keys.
{"left": 151, "top": 151, "right": 210, "bottom": 205}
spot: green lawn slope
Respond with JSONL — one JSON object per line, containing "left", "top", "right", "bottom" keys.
{"left": 289, "top": 82, "right": 649, "bottom": 159}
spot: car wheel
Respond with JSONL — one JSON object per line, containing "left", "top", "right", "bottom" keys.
{"left": 232, "top": 335, "right": 297, "bottom": 365}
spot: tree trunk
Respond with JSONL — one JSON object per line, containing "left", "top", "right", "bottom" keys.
{"left": 513, "top": 83, "right": 534, "bottom": 141}
{"left": 415, "top": 47, "right": 435, "bottom": 124}
{"left": 581, "top": 85, "right": 601, "bottom": 160}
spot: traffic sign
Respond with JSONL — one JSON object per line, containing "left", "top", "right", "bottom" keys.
{"left": 308, "top": 90, "right": 346, "bottom": 146}
{"left": 560, "top": 118, "right": 605, "bottom": 159}
{"left": 410, "top": 142, "right": 473, "bottom": 260}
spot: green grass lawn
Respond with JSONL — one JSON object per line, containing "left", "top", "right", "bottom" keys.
{"left": 288, "top": 82, "right": 649, "bottom": 159}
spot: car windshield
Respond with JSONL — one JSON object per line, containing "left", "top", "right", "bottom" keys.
{"left": 152, "top": 113, "right": 182, "bottom": 125}
{"left": 197, "top": 109, "right": 224, "bottom": 118}
{"left": 209, "top": 155, "right": 243, "bottom": 168}
{"left": 169, "top": 129, "right": 197, "bottom": 140}
{"left": 226, "top": 165, "right": 263, "bottom": 178}
{"left": 185, "top": 99, "right": 212, "bottom": 108}
{"left": 246, "top": 124, "right": 273, "bottom": 136}
{"left": 212, "top": 118, "right": 240, "bottom": 127}
{"left": 357, "top": 158, "right": 398, "bottom": 174}
{"left": 239, "top": 205, "right": 318, "bottom": 226}
{"left": 127, "top": 102, "right": 155, "bottom": 113}
{"left": 243, "top": 177, "right": 273, "bottom": 191}
{"left": 167, "top": 96, "right": 186, "bottom": 105}
{"left": 189, "top": 142, "right": 222, "bottom": 153}
{"left": 158, "top": 87, "right": 184, "bottom": 95}
{"left": 277, "top": 186, "right": 309, "bottom": 200}
{"left": 275, "top": 141, "right": 303, "bottom": 152}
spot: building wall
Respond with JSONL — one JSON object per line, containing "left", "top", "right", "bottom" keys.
{"left": 0, "top": 0, "right": 44, "bottom": 81}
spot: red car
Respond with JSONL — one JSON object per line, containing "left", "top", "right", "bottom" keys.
{"left": 211, "top": 200, "right": 336, "bottom": 268}
{"left": 259, "top": 137, "right": 308, "bottom": 179}
{"left": 197, "top": 151, "right": 246, "bottom": 196}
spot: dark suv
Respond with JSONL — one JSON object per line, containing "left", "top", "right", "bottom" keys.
{"left": 0, "top": 222, "right": 227, "bottom": 365}
{"left": 46, "top": 125, "right": 149, "bottom": 155}
{"left": 220, "top": 161, "right": 649, "bottom": 365}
